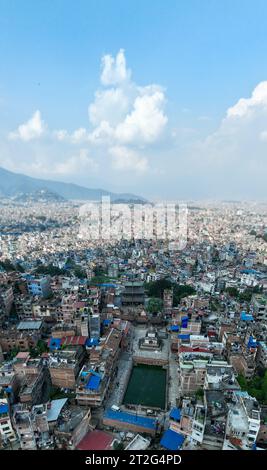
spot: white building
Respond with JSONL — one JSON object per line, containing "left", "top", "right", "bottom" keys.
{"left": 223, "top": 391, "right": 261, "bottom": 450}
{"left": 0, "top": 399, "right": 16, "bottom": 443}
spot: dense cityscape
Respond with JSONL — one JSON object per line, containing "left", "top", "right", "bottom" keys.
{"left": 0, "top": 198, "right": 266, "bottom": 451}
{"left": 1, "top": 1, "right": 267, "bottom": 463}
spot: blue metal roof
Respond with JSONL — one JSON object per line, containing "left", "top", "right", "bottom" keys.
{"left": 104, "top": 409, "right": 157, "bottom": 430}
{"left": 160, "top": 429, "right": 185, "bottom": 450}
{"left": 170, "top": 408, "right": 181, "bottom": 421}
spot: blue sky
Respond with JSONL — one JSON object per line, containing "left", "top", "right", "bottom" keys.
{"left": 1, "top": 0, "right": 267, "bottom": 199}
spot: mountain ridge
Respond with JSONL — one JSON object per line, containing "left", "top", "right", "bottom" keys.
{"left": 0, "top": 166, "right": 145, "bottom": 202}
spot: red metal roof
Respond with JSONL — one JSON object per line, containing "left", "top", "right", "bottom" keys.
{"left": 76, "top": 430, "right": 114, "bottom": 450}
{"left": 179, "top": 346, "right": 210, "bottom": 353}
{"left": 61, "top": 336, "right": 87, "bottom": 346}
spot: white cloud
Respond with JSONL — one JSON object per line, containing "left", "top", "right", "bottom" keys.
{"left": 190, "top": 81, "right": 267, "bottom": 198}
{"left": 88, "top": 52, "right": 168, "bottom": 147}
{"left": 8, "top": 110, "right": 46, "bottom": 141}
{"left": 54, "top": 129, "right": 68, "bottom": 141}
{"left": 227, "top": 81, "right": 267, "bottom": 118}
{"left": 87, "top": 120, "right": 114, "bottom": 144}
{"left": 115, "top": 89, "right": 167, "bottom": 144}
{"left": 54, "top": 127, "right": 88, "bottom": 144}
{"left": 109, "top": 146, "right": 148, "bottom": 172}
{"left": 100, "top": 48, "right": 131, "bottom": 86}
{"left": 5, "top": 49, "right": 167, "bottom": 190}
{"left": 89, "top": 87, "right": 131, "bottom": 127}
{"left": 260, "top": 130, "right": 267, "bottom": 141}
{"left": 53, "top": 149, "right": 98, "bottom": 175}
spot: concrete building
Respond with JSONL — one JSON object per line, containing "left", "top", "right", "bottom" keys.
{"left": 54, "top": 406, "right": 91, "bottom": 449}
{"left": 223, "top": 391, "right": 261, "bottom": 450}
{"left": 256, "top": 341, "right": 267, "bottom": 369}
{"left": 252, "top": 294, "right": 267, "bottom": 322}
{"left": 0, "top": 399, "right": 16, "bottom": 444}
{"left": 48, "top": 348, "right": 85, "bottom": 389}
{"left": 0, "top": 285, "right": 14, "bottom": 316}
{"left": 27, "top": 277, "right": 52, "bottom": 299}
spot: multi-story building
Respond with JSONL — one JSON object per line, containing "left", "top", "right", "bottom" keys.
{"left": 163, "top": 289, "right": 173, "bottom": 314}
{"left": 89, "top": 313, "right": 100, "bottom": 339}
{"left": 14, "top": 295, "right": 33, "bottom": 319}
{"left": 54, "top": 406, "right": 91, "bottom": 449}
{"left": 252, "top": 294, "right": 267, "bottom": 322}
{"left": 13, "top": 405, "right": 49, "bottom": 450}
{"left": 48, "top": 348, "right": 85, "bottom": 390}
{"left": 223, "top": 391, "right": 261, "bottom": 450}
{"left": 0, "top": 285, "right": 14, "bottom": 316}
{"left": 256, "top": 341, "right": 267, "bottom": 369}
{"left": 0, "top": 399, "right": 16, "bottom": 444}
{"left": 61, "top": 294, "right": 78, "bottom": 323}
{"left": 0, "top": 329, "right": 40, "bottom": 353}
{"left": 178, "top": 350, "right": 212, "bottom": 395}
{"left": 27, "top": 277, "right": 52, "bottom": 299}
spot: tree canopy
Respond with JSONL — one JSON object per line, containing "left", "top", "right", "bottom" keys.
{"left": 145, "top": 278, "right": 196, "bottom": 306}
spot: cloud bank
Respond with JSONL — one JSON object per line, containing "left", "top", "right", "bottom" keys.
{"left": 4, "top": 53, "right": 267, "bottom": 199}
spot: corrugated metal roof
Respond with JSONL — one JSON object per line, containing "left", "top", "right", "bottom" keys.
{"left": 76, "top": 430, "right": 113, "bottom": 450}
{"left": 46, "top": 398, "right": 68, "bottom": 422}
{"left": 17, "top": 320, "right": 42, "bottom": 330}
{"left": 160, "top": 429, "right": 185, "bottom": 450}
{"left": 104, "top": 409, "right": 157, "bottom": 430}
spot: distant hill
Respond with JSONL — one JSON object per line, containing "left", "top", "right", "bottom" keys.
{"left": 0, "top": 166, "right": 145, "bottom": 202}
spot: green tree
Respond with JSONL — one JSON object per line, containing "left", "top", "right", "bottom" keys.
{"left": 225, "top": 287, "right": 239, "bottom": 298}
{"left": 196, "top": 388, "right": 204, "bottom": 398}
{"left": 147, "top": 297, "right": 163, "bottom": 314}
{"left": 113, "top": 441, "right": 124, "bottom": 450}
{"left": 145, "top": 279, "right": 196, "bottom": 306}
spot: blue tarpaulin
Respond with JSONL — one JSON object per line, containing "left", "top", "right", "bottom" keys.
{"left": 86, "top": 374, "right": 101, "bottom": 390}
{"left": 247, "top": 336, "right": 257, "bottom": 349}
{"left": 160, "top": 429, "right": 185, "bottom": 450}
{"left": 240, "top": 312, "right": 254, "bottom": 322}
{"left": 181, "top": 316, "right": 188, "bottom": 328}
{"left": 170, "top": 325, "right": 180, "bottom": 332}
{"left": 170, "top": 408, "right": 181, "bottom": 421}
{"left": 49, "top": 338, "right": 62, "bottom": 350}
{"left": 86, "top": 338, "right": 99, "bottom": 347}
{"left": 0, "top": 403, "right": 9, "bottom": 414}
{"left": 178, "top": 334, "right": 190, "bottom": 340}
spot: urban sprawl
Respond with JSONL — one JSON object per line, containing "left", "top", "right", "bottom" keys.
{"left": 0, "top": 199, "right": 267, "bottom": 451}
